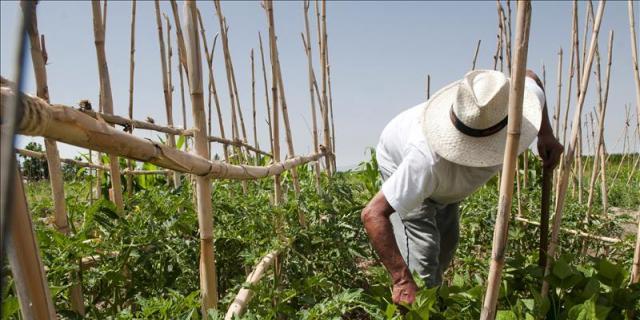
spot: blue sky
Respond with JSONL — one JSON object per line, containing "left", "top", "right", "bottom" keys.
{"left": 1, "top": 1, "right": 638, "bottom": 168}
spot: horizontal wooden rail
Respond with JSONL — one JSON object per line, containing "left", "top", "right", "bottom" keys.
{"left": 514, "top": 216, "right": 621, "bottom": 244}
{"left": 1, "top": 84, "right": 322, "bottom": 180}
{"left": 122, "top": 169, "right": 171, "bottom": 175}
{"left": 80, "top": 108, "right": 272, "bottom": 157}
{"left": 16, "top": 148, "right": 108, "bottom": 171}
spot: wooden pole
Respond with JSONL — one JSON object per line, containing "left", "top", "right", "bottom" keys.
{"left": 426, "top": 74, "right": 431, "bottom": 99}
{"left": 184, "top": 1, "right": 218, "bottom": 311}
{"left": 7, "top": 166, "right": 57, "bottom": 319}
{"left": 480, "top": 2, "right": 531, "bottom": 318}
{"left": 21, "top": 1, "right": 85, "bottom": 314}
{"left": 91, "top": 0, "right": 124, "bottom": 212}
{"left": 303, "top": 0, "right": 321, "bottom": 191}
{"left": 542, "top": 0, "right": 606, "bottom": 298}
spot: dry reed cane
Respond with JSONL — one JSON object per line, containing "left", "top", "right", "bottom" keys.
{"left": 303, "top": 0, "right": 321, "bottom": 190}
{"left": 183, "top": 0, "right": 218, "bottom": 311}
{"left": 90, "top": 0, "right": 124, "bottom": 212}
{"left": 126, "top": 0, "right": 137, "bottom": 197}
{"left": 480, "top": 2, "right": 531, "bottom": 318}
{"left": 541, "top": 0, "right": 606, "bottom": 298}
{"left": 153, "top": 0, "right": 179, "bottom": 187}
{"left": 258, "top": 32, "right": 274, "bottom": 157}
{"left": 630, "top": 0, "right": 640, "bottom": 129}
{"left": 21, "top": 2, "right": 85, "bottom": 314}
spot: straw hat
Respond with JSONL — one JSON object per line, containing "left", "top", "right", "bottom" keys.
{"left": 423, "top": 70, "right": 542, "bottom": 167}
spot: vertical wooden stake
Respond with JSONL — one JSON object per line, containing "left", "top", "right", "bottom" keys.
{"left": 91, "top": 0, "right": 124, "bottom": 213}
{"left": 542, "top": 0, "right": 606, "bottom": 298}
{"left": 7, "top": 166, "right": 57, "bottom": 319}
{"left": 184, "top": 0, "right": 218, "bottom": 312}
{"left": 303, "top": 0, "right": 321, "bottom": 191}
{"left": 472, "top": 39, "right": 481, "bottom": 70}
{"left": 258, "top": 33, "right": 274, "bottom": 157}
{"left": 126, "top": 0, "right": 137, "bottom": 197}
{"left": 21, "top": 1, "right": 84, "bottom": 314}
{"left": 480, "top": 3, "right": 531, "bottom": 318}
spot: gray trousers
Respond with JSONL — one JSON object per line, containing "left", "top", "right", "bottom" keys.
{"left": 381, "top": 170, "right": 461, "bottom": 287}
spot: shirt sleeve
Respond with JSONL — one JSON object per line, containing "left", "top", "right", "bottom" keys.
{"left": 381, "top": 146, "right": 437, "bottom": 220}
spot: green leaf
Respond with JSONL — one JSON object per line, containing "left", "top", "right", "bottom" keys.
{"left": 496, "top": 310, "right": 517, "bottom": 320}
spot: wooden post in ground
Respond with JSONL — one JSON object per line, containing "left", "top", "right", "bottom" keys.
{"left": 126, "top": 0, "right": 136, "bottom": 197}
{"left": 184, "top": 0, "right": 218, "bottom": 312}
{"left": 91, "top": 0, "right": 124, "bottom": 213}
{"left": 542, "top": 0, "right": 606, "bottom": 298}
{"left": 480, "top": 2, "right": 531, "bottom": 318}
{"left": 21, "top": 1, "right": 85, "bottom": 314}
{"left": 7, "top": 166, "right": 57, "bottom": 319}
{"left": 303, "top": 0, "right": 321, "bottom": 191}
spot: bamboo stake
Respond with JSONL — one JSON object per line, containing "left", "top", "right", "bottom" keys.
{"left": 16, "top": 148, "right": 108, "bottom": 170}
{"left": 7, "top": 166, "right": 57, "bottom": 319}
{"left": 630, "top": 0, "right": 640, "bottom": 134}
{"left": 481, "top": 2, "right": 531, "bottom": 317}
{"left": 154, "top": 0, "right": 180, "bottom": 188}
{"left": 611, "top": 106, "right": 632, "bottom": 184}
{"left": 264, "top": 1, "right": 303, "bottom": 212}
{"left": 471, "top": 39, "right": 481, "bottom": 70}
{"left": 258, "top": 33, "right": 274, "bottom": 157}
{"left": 183, "top": 1, "right": 218, "bottom": 311}
{"left": 213, "top": 1, "right": 244, "bottom": 161}
{"left": 542, "top": 0, "right": 606, "bottom": 298}
{"left": 326, "top": 37, "right": 336, "bottom": 169}
{"left": 265, "top": 0, "right": 283, "bottom": 213}
{"left": 21, "top": 2, "right": 85, "bottom": 314}
{"left": 554, "top": 48, "right": 563, "bottom": 137}
{"left": 426, "top": 74, "right": 431, "bottom": 99}
{"left": 224, "top": 251, "right": 278, "bottom": 319}
{"left": 303, "top": 0, "right": 321, "bottom": 190}
{"left": 169, "top": 0, "right": 188, "bottom": 77}
{"left": 493, "top": 4, "right": 503, "bottom": 71}
{"left": 126, "top": 0, "right": 136, "bottom": 198}
{"left": 196, "top": 10, "right": 228, "bottom": 161}
{"left": 587, "top": 31, "right": 613, "bottom": 219}
{"left": 91, "top": 0, "right": 124, "bottom": 212}
{"left": 631, "top": 219, "right": 640, "bottom": 283}
{"left": 318, "top": 0, "right": 333, "bottom": 175}
{"left": 251, "top": 49, "right": 260, "bottom": 164}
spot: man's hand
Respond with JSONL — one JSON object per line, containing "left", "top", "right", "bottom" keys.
{"left": 537, "top": 131, "right": 563, "bottom": 170}
{"left": 527, "top": 69, "right": 563, "bottom": 170}
{"left": 392, "top": 274, "right": 418, "bottom": 305}
{"left": 361, "top": 191, "right": 419, "bottom": 307}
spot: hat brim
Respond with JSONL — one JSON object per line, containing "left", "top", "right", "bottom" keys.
{"left": 422, "top": 80, "right": 542, "bottom": 168}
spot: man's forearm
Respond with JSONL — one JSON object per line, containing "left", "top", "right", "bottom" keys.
{"left": 361, "top": 208, "right": 412, "bottom": 284}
